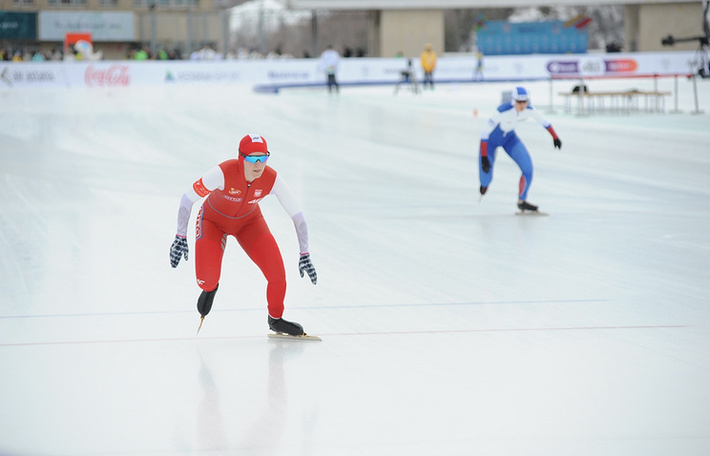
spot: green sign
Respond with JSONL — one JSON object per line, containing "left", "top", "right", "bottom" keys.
{"left": 0, "top": 12, "right": 37, "bottom": 39}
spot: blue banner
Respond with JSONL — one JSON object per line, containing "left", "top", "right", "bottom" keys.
{"left": 477, "top": 20, "right": 587, "bottom": 56}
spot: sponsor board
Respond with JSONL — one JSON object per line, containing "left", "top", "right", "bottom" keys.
{"left": 0, "top": 64, "right": 59, "bottom": 87}
{"left": 0, "top": 51, "right": 697, "bottom": 90}
{"left": 85, "top": 64, "right": 130, "bottom": 87}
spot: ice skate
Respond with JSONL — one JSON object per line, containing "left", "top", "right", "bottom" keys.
{"left": 517, "top": 200, "right": 539, "bottom": 212}
{"left": 516, "top": 200, "right": 548, "bottom": 216}
{"left": 196, "top": 285, "right": 218, "bottom": 334}
{"left": 268, "top": 316, "right": 305, "bottom": 336}
{"left": 268, "top": 316, "right": 322, "bottom": 341}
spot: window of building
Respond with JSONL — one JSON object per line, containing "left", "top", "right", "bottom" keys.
{"left": 47, "top": 0, "right": 88, "bottom": 6}
{"left": 133, "top": 0, "right": 198, "bottom": 7}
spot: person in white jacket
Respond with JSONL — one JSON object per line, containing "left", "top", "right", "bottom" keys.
{"left": 319, "top": 45, "right": 340, "bottom": 93}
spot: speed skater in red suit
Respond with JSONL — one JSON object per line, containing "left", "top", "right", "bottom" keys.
{"left": 169, "top": 134, "right": 317, "bottom": 336}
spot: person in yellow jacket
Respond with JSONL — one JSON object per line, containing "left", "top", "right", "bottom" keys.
{"left": 420, "top": 43, "right": 437, "bottom": 90}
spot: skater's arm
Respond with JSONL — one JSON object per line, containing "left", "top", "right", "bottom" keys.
{"left": 176, "top": 166, "right": 224, "bottom": 236}
{"left": 480, "top": 110, "right": 502, "bottom": 156}
{"left": 530, "top": 109, "right": 562, "bottom": 149}
{"left": 480, "top": 109, "right": 502, "bottom": 142}
{"left": 545, "top": 124, "right": 560, "bottom": 141}
{"left": 547, "top": 124, "right": 562, "bottom": 148}
{"left": 271, "top": 175, "right": 310, "bottom": 254}
{"left": 171, "top": 165, "right": 223, "bottom": 268}
{"left": 530, "top": 108, "right": 555, "bottom": 134}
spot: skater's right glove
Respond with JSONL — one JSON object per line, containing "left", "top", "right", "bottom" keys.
{"left": 481, "top": 156, "right": 491, "bottom": 173}
{"left": 299, "top": 253, "right": 317, "bottom": 285}
{"left": 170, "top": 235, "right": 189, "bottom": 268}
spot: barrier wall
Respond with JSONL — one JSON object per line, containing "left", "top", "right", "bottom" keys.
{"left": 0, "top": 51, "right": 698, "bottom": 91}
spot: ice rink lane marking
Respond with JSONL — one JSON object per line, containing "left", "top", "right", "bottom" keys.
{"left": 0, "top": 298, "right": 611, "bottom": 320}
{"left": 0, "top": 324, "right": 686, "bottom": 347}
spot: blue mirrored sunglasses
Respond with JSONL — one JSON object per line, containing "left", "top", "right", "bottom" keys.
{"left": 240, "top": 151, "right": 270, "bottom": 163}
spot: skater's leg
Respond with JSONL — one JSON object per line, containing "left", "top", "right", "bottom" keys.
{"left": 237, "top": 217, "right": 287, "bottom": 319}
{"left": 194, "top": 238, "right": 224, "bottom": 292}
{"left": 193, "top": 208, "right": 226, "bottom": 330}
{"left": 506, "top": 140, "right": 534, "bottom": 201}
{"left": 195, "top": 213, "right": 226, "bottom": 293}
{"left": 240, "top": 221, "right": 303, "bottom": 335}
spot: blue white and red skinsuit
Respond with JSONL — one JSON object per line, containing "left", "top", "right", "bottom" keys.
{"left": 175, "top": 159, "right": 309, "bottom": 320}
{"left": 479, "top": 101, "right": 559, "bottom": 200}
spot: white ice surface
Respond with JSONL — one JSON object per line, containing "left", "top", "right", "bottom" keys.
{"left": 1, "top": 76, "right": 709, "bottom": 456}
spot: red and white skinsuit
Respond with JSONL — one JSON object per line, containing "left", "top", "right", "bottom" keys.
{"left": 175, "top": 158, "right": 309, "bottom": 320}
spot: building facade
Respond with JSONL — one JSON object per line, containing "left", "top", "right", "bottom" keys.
{"left": 0, "top": 0, "right": 230, "bottom": 59}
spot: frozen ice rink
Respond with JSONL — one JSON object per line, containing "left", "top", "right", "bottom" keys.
{"left": 1, "top": 75, "right": 709, "bottom": 456}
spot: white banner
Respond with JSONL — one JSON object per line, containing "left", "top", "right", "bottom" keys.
{"left": 0, "top": 51, "right": 698, "bottom": 90}
{"left": 38, "top": 11, "right": 135, "bottom": 41}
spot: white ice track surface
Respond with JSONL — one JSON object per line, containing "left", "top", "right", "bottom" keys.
{"left": 1, "top": 78, "right": 710, "bottom": 456}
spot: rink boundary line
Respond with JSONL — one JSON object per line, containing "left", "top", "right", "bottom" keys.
{"left": 0, "top": 299, "right": 610, "bottom": 320}
{"left": 0, "top": 324, "right": 687, "bottom": 347}
{"left": 329, "top": 324, "right": 688, "bottom": 337}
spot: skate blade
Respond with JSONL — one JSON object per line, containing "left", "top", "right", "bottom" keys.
{"left": 268, "top": 333, "right": 322, "bottom": 341}
{"left": 516, "top": 210, "right": 548, "bottom": 216}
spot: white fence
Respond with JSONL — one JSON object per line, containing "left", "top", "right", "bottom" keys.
{"left": 0, "top": 51, "right": 699, "bottom": 90}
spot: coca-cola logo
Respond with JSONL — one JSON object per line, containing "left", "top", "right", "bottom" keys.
{"left": 84, "top": 65, "right": 130, "bottom": 87}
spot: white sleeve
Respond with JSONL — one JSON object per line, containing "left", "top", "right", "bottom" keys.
{"left": 271, "top": 174, "right": 310, "bottom": 254}
{"left": 530, "top": 107, "right": 552, "bottom": 129}
{"left": 175, "top": 166, "right": 225, "bottom": 237}
{"left": 480, "top": 110, "right": 502, "bottom": 141}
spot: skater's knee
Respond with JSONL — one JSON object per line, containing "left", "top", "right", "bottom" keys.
{"left": 197, "top": 277, "right": 219, "bottom": 292}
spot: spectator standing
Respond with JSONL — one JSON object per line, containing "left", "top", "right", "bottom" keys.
{"left": 420, "top": 43, "right": 437, "bottom": 90}
{"left": 474, "top": 50, "right": 484, "bottom": 81}
{"left": 319, "top": 45, "right": 340, "bottom": 94}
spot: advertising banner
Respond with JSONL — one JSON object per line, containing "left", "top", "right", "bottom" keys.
{"left": 477, "top": 20, "right": 588, "bottom": 56}
{"left": 0, "top": 11, "right": 37, "bottom": 40}
{"left": 38, "top": 11, "right": 134, "bottom": 41}
{"left": 0, "top": 63, "right": 63, "bottom": 88}
{"left": 0, "top": 51, "right": 698, "bottom": 90}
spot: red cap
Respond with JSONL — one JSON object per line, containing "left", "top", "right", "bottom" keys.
{"left": 239, "top": 134, "right": 268, "bottom": 157}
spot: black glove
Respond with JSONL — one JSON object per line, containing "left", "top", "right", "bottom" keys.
{"left": 553, "top": 138, "right": 562, "bottom": 149}
{"left": 170, "top": 235, "right": 189, "bottom": 268}
{"left": 299, "top": 253, "right": 317, "bottom": 284}
{"left": 481, "top": 155, "right": 491, "bottom": 173}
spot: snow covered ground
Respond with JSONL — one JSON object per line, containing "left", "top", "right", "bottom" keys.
{"left": 1, "top": 75, "right": 709, "bottom": 455}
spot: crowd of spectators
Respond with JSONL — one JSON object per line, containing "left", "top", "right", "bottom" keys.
{"left": 1, "top": 47, "right": 65, "bottom": 62}
{"left": 1, "top": 44, "right": 367, "bottom": 62}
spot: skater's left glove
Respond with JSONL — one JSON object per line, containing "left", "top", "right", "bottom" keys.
{"left": 553, "top": 138, "right": 562, "bottom": 149}
{"left": 299, "top": 253, "right": 317, "bottom": 285}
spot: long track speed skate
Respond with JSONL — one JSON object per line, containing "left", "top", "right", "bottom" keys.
{"left": 268, "top": 316, "right": 321, "bottom": 341}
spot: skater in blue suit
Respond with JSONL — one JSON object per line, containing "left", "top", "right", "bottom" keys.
{"left": 478, "top": 86, "right": 562, "bottom": 212}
